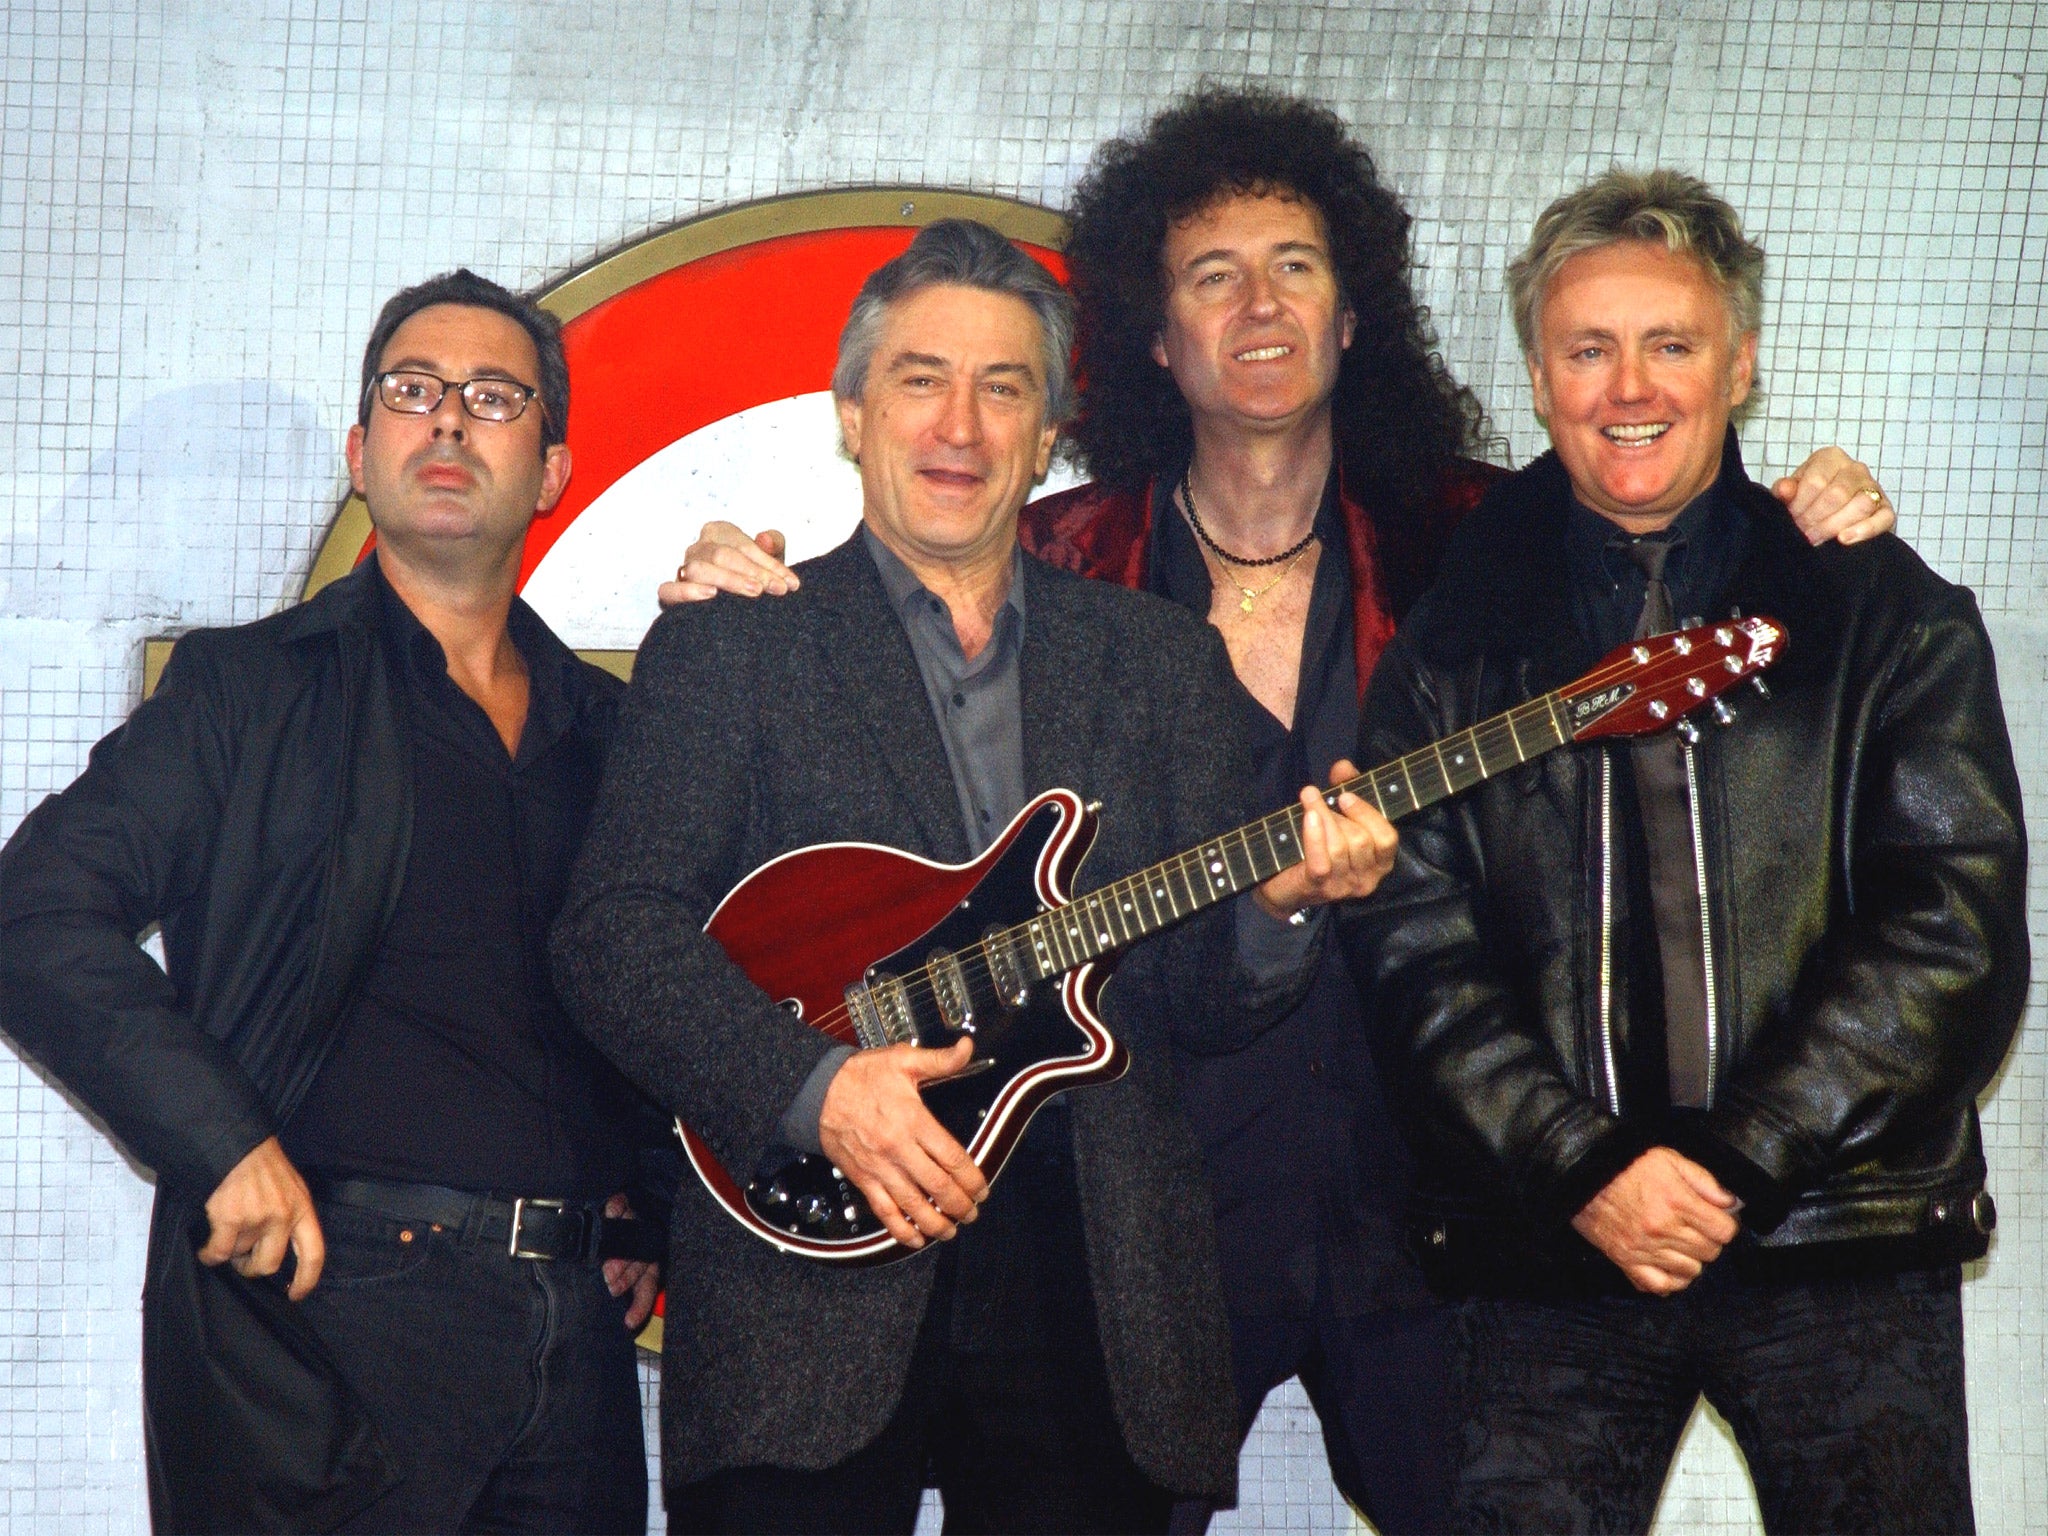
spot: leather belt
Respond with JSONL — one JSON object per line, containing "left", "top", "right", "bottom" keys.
{"left": 306, "top": 1174, "right": 659, "bottom": 1264}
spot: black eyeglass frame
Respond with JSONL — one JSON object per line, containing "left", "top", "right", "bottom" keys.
{"left": 365, "top": 369, "right": 545, "bottom": 425}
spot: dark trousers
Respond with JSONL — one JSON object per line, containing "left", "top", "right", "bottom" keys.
{"left": 1451, "top": 1263, "right": 1974, "bottom": 1535}
{"left": 1167, "top": 1293, "right": 1457, "bottom": 1536}
{"left": 670, "top": 1257, "right": 1171, "bottom": 1535}
{"left": 295, "top": 1197, "right": 649, "bottom": 1535}
{"left": 1225, "top": 1298, "right": 1456, "bottom": 1535}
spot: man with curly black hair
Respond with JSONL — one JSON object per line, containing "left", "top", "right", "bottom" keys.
{"left": 668, "top": 88, "right": 1896, "bottom": 1533}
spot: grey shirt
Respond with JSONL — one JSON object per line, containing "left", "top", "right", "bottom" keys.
{"left": 778, "top": 525, "right": 1317, "bottom": 1149}
{"left": 866, "top": 526, "right": 1030, "bottom": 855}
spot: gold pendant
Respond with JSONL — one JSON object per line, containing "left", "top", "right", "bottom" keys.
{"left": 1239, "top": 592, "right": 1256, "bottom": 613}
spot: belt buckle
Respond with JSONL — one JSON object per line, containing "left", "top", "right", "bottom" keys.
{"left": 509, "top": 1196, "right": 570, "bottom": 1260}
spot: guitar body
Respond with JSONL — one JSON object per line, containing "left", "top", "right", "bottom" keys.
{"left": 678, "top": 788, "right": 1127, "bottom": 1265}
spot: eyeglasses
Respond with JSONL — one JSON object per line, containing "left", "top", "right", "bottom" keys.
{"left": 368, "top": 370, "right": 542, "bottom": 424}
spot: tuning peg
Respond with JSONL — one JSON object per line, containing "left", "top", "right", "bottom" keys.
{"left": 1681, "top": 614, "right": 1704, "bottom": 630}
{"left": 1727, "top": 605, "right": 1744, "bottom": 620}
{"left": 1676, "top": 719, "right": 1702, "bottom": 745}
{"left": 1711, "top": 698, "right": 1737, "bottom": 727}
{"left": 1748, "top": 675, "right": 1771, "bottom": 699}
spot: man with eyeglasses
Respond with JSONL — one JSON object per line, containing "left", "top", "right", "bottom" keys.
{"left": 0, "top": 269, "right": 662, "bottom": 1534}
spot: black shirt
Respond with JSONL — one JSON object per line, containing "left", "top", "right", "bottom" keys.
{"left": 1565, "top": 482, "right": 1750, "bottom": 656}
{"left": 282, "top": 558, "right": 637, "bottom": 1200}
{"left": 865, "top": 526, "right": 1028, "bottom": 854}
{"left": 1147, "top": 472, "right": 1427, "bottom": 1316}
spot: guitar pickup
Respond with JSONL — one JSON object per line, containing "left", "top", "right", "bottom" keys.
{"left": 847, "top": 971, "right": 918, "bottom": 1048}
{"left": 928, "top": 948, "right": 975, "bottom": 1033}
{"left": 982, "top": 926, "right": 1030, "bottom": 1009}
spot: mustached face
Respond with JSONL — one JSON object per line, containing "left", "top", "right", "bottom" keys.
{"left": 1151, "top": 191, "right": 1355, "bottom": 437}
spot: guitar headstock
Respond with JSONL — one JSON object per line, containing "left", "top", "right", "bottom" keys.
{"left": 1563, "top": 616, "right": 1786, "bottom": 743}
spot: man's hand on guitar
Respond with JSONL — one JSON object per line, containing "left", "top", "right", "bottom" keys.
{"left": 659, "top": 521, "right": 797, "bottom": 605}
{"left": 817, "top": 1037, "right": 989, "bottom": 1250}
{"left": 1253, "top": 759, "right": 1398, "bottom": 919}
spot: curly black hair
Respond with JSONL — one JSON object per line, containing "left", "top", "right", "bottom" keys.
{"left": 1062, "top": 86, "right": 1491, "bottom": 516}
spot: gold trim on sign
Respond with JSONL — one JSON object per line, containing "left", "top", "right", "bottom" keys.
{"left": 297, "top": 187, "right": 1068, "bottom": 605}
{"left": 541, "top": 187, "right": 1068, "bottom": 326}
{"left": 303, "top": 496, "right": 374, "bottom": 603}
{"left": 142, "top": 640, "right": 175, "bottom": 701}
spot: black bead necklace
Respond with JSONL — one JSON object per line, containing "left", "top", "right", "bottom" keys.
{"left": 1179, "top": 468, "right": 1319, "bottom": 568}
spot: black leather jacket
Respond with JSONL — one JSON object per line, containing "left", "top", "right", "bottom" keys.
{"left": 1342, "top": 440, "right": 2028, "bottom": 1294}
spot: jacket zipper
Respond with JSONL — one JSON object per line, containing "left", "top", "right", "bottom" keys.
{"left": 1598, "top": 750, "right": 1621, "bottom": 1115}
{"left": 1683, "top": 741, "right": 1720, "bottom": 1104}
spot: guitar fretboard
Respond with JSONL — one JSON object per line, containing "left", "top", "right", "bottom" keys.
{"left": 1004, "top": 690, "right": 1572, "bottom": 980}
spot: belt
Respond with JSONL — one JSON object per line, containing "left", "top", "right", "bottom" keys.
{"left": 306, "top": 1174, "right": 660, "bottom": 1264}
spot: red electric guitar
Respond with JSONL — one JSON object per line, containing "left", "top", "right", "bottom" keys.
{"left": 680, "top": 616, "right": 1785, "bottom": 1265}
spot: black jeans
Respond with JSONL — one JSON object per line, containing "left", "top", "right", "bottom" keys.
{"left": 295, "top": 1197, "right": 649, "bottom": 1535}
{"left": 1451, "top": 1263, "right": 1973, "bottom": 1535}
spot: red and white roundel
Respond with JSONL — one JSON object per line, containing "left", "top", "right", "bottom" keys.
{"left": 308, "top": 189, "right": 1077, "bottom": 651}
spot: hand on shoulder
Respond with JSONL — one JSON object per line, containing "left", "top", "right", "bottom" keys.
{"left": 1772, "top": 447, "right": 1896, "bottom": 547}
{"left": 658, "top": 523, "right": 797, "bottom": 606}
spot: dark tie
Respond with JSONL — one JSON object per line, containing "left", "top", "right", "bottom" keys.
{"left": 1622, "top": 536, "right": 1713, "bottom": 1108}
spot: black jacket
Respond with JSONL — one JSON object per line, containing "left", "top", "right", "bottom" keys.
{"left": 0, "top": 564, "right": 621, "bottom": 1531}
{"left": 1341, "top": 439, "right": 2028, "bottom": 1294}
{"left": 553, "top": 536, "right": 1297, "bottom": 1502}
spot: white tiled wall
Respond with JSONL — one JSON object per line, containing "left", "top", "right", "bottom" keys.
{"left": 2, "top": 3, "right": 2041, "bottom": 1531}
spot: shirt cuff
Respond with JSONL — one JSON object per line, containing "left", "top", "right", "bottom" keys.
{"left": 1233, "top": 893, "right": 1327, "bottom": 986}
{"left": 777, "top": 1045, "right": 855, "bottom": 1155}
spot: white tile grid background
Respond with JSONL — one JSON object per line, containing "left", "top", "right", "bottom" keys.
{"left": 0, "top": 1, "right": 2042, "bottom": 1530}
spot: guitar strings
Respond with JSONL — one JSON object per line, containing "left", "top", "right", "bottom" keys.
{"left": 774, "top": 632, "right": 1760, "bottom": 1046}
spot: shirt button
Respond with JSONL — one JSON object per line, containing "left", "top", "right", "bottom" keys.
{"left": 979, "top": 809, "right": 991, "bottom": 823}
{"left": 952, "top": 691, "right": 966, "bottom": 708}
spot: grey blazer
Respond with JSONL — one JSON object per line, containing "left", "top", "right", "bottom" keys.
{"left": 553, "top": 535, "right": 1285, "bottom": 1502}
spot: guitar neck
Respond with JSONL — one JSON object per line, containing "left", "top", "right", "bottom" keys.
{"left": 1006, "top": 689, "right": 1572, "bottom": 979}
